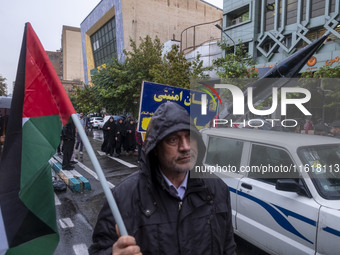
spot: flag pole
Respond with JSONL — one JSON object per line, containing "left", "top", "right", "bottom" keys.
{"left": 71, "top": 114, "right": 128, "bottom": 236}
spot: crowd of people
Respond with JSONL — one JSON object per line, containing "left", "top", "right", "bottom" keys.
{"left": 101, "top": 116, "right": 143, "bottom": 162}
{"left": 294, "top": 118, "right": 340, "bottom": 138}
{"left": 58, "top": 112, "right": 144, "bottom": 170}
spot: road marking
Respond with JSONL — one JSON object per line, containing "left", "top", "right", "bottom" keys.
{"left": 54, "top": 155, "right": 115, "bottom": 189}
{"left": 97, "top": 150, "right": 106, "bottom": 156}
{"left": 73, "top": 244, "right": 89, "bottom": 255}
{"left": 73, "top": 243, "right": 89, "bottom": 255}
{"left": 58, "top": 218, "right": 74, "bottom": 229}
{"left": 96, "top": 150, "right": 137, "bottom": 168}
{"left": 54, "top": 193, "right": 61, "bottom": 206}
{"left": 76, "top": 160, "right": 115, "bottom": 189}
{"left": 108, "top": 155, "right": 137, "bottom": 168}
{"left": 70, "top": 170, "right": 82, "bottom": 177}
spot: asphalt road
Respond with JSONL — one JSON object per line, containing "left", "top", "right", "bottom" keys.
{"left": 53, "top": 129, "right": 268, "bottom": 255}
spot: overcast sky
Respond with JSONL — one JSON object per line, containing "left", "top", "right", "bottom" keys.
{"left": 0, "top": 0, "right": 222, "bottom": 95}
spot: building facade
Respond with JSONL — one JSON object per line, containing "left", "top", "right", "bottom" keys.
{"left": 80, "top": 0, "right": 223, "bottom": 84}
{"left": 46, "top": 51, "right": 62, "bottom": 80}
{"left": 62, "top": 26, "right": 85, "bottom": 83}
{"left": 61, "top": 26, "right": 85, "bottom": 92}
{"left": 45, "top": 26, "right": 84, "bottom": 93}
{"left": 222, "top": 0, "right": 340, "bottom": 72}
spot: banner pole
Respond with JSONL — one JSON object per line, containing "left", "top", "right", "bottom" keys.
{"left": 71, "top": 114, "right": 128, "bottom": 236}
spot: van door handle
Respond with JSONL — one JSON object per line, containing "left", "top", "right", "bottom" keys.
{"left": 241, "top": 183, "right": 252, "bottom": 190}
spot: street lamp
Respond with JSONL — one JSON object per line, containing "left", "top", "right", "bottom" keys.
{"left": 215, "top": 23, "right": 236, "bottom": 57}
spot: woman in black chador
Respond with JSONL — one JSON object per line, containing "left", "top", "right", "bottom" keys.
{"left": 102, "top": 117, "right": 116, "bottom": 156}
{"left": 115, "top": 118, "right": 126, "bottom": 157}
{"left": 125, "top": 119, "right": 136, "bottom": 156}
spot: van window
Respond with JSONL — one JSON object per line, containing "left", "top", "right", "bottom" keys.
{"left": 299, "top": 145, "right": 340, "bottom": 199}
{"left": 249, "top": 144, "right": 298, "bottom": 184}
{"left": 205, "top": 136, "right": 243, "bottom": 171}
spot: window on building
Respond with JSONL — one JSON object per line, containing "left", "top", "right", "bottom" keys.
{"left": 231, "top": 11, "right": 249, "bottom": 25}
{"left": 284, "top": 35, "right": 292, "bottom": 48}
{"left": 311, "top": 0, "right": 325, "bottom": 18}
{"left": 287, "top": 0, "right": 298, "bottom": 25}
{"left": 90, "top": 17, "right": 117, "bottom": 68}
{"left": 330, "top": 0, "right": 336, "bottom": 12}
{"left": 262, "top": 39, "right": 278, "bottom": 54}
{"left": 265, "top": 0, "right": 275, "bottom": 31}
{"left": 226, "top": 5, "right": 250, "bottom": 27}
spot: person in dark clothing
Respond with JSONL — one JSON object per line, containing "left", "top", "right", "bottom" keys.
{"left": 103, "top": 117, "right": 117, "bottom": 156}
{"left": 125, "top": 119, "right": 136, "bottom": 156}
{"left": 135, "top": 126, "right": 143, "bottom": 163}
{"left": 314, "top": 119, "right": 330, "bottom": 136}
{"left": 62, "top": 120, "right": 76, "bottom": 170}
{"left": 123, "top": 116, "right": 132, "bottom": 151}
{"left": 89, "top": 102, "right": 236, "bottom": 255}
{"left": 115, "top": 118, "right": 126, "bottom": 157}
{"left": 331, "top": 120, "right": 340, "bottom": 139}
{"left": 101, "top": 128, "right": 109, "bottom": 152}
{"left": 0, "top": 114, "right": 3, "bottom": 137}
{"left": 57, "top": 131, "right": 63, "bottom": 155}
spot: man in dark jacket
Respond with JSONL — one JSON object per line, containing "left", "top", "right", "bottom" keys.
{"left": 62, "top": 119, "right": 76, "bottom": 170}
{"left": 89, "top": 102, "right": 236, "bottom": 255}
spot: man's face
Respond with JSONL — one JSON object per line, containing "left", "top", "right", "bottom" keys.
{"left": 155, "top": 130, "right": 198, "bottom": 174}
{"left": 80, "top": 112, "right": 83, "bottom": 118}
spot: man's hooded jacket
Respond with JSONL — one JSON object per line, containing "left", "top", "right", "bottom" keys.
{"left": 89, "top": 102, "right": 236, "bottom": 255}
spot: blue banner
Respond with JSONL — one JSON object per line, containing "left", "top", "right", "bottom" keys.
{"left": 138, "top": 81, "right": 218, "bottom": 132}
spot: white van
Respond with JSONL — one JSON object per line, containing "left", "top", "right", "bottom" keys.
{"left": 200, "top": 128, "right": 340, "bottom": 255}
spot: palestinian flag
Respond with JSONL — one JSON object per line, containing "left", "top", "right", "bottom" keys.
{"left": 0, "top": 23, "right": 75, "bottom": 254}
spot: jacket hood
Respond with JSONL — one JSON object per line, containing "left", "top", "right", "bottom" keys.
{"left": 142, "top": 102, "right": 206, "bottom": 172}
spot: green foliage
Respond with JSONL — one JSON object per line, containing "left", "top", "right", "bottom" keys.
{"left": 211, "top": 41, "right": 258, "bottom": 107}
{"left": 301, "top": 64, "right": 340, "bottom": 78}
{"left": 80, "top": 36, "right": 210, "bottom": 115}
{"left": 299, "top": 64, "right": 340, "bottom": 120}
{"left": 90, "top": 36, "right": 163, "bottom": 116}
{"left": 213, "top": 41, "right": 258, "bottom": 79}
{"left": 191, "top": 53, "right": 212, "bottom": 80}
{"left": 150, "top": 44, "right": 192, "bottom": 88}
{"left": 74, "top": 85, "right": 101, "bottom": 114}
{"left": 0, "top": 75, "right": 8, "bottom": 96}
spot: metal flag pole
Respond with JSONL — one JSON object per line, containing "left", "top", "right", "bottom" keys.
{"left": 71, "top": 114, "right": 128, "bottom": 236}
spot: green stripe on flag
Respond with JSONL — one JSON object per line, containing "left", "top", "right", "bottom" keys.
{"left": 19, "top": 115, "right": 62, "bottom": 235}
{"left": 6, "top": 233, "right": 58, "bottom": 255}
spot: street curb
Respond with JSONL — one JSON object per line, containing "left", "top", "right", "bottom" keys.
{"left": 50, "top": 157, "right": 91, "bottom": 192}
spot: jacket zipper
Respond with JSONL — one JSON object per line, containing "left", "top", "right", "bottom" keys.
{"left": 177, "top": 200, "right": 183, "bottom": 255}
{"left": 208, "top": 216, "right": 213, "bottom": 253}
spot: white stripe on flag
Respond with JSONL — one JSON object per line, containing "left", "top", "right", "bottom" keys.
{"left": 0, "top": 206, "right": 9, "bottom": 255}
{"left": 22, "top": 117, "right": 29, "bottom": 126}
